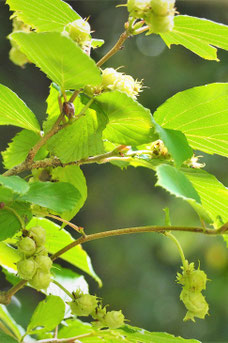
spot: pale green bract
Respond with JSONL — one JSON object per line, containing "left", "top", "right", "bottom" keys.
{"left": 154, "top": 83, "right": 228, "bottom": 157}
{"left": 6, "top": 0, "right": 80, "bottom": 32}
{"left": 10, "top": 32, "right": 102, "bottom": 90}
{"left": 161, "top": 15, "right": 228, "bottom": 60}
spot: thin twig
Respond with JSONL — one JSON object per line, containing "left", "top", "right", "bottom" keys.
{"left": 96, "top": 31, "right": 129, "bottom": 67}
{"left": 35, "top": 332, "right": 94, "bottom": 343}
{"left": 45, "top": 214, "right": 82, "bottom": 234}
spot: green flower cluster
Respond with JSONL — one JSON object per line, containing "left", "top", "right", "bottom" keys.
{"left": 69, "top": 290, "right": 125, "bottom": 329}
{"left": 177, "top": 260, "right": 209, "bottom": 322}
{"left": 85, "top": 67, "right": 142, "bottom": 99}
{"left": 17, "top": 226, "right": 52, "bottom": 290}
{"left": 127, "top": 0, "right": 176, "bottom": 33}
{"left": 63, "top": 19, "right": 91, "bottom": 49}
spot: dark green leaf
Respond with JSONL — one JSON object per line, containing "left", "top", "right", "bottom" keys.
{"left": 0, "top": 331, "right": 18, "bottom": 343}
{"left": 27, "top": 295, "right": 65, "bottom": 335}
{"left": 0, "top": 202, "right": 32, "bottom": 241}
{"left": 6, "top": 0, "right": 80, "bottom": 32}
{"left": 0, "top": 84, "right": 40, "bottom": 132}
{"left": 11, "top": 32, "right": 102, "bottom": 90}
{"left": 154, "top": 83, "right": 228, "bottom": 157}
{"left": 96, "top": 91, "right": 154, "bottom": 145}
{"left": 161, "top": 15, "right": 228, "bottom": 60}
{"left": 2, "top": 130, "right": 47, "bottom": 169}
{"left": 20, "top": 181, "right": 81, "bottom": 213}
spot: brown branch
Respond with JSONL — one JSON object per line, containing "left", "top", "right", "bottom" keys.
{"left": 96, "top": 31, "right": 130, "bottom": 67}
{"left": 51, "top": 225, "right": 221, "bottom": 261}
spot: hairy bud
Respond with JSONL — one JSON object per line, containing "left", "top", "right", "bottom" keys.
{"left": 127, "top": 0, "right": 151, "bottom": 19}
{"left": 29, "top": 226, "right": 46, "bottom": 247}
{"left": 17, "top": 259, "right": 37, "bottom": 280}
{"left": 69, "top": 294, "right": 98, "bottom": 317}
{"left": 63, "top": 102, "right": 75, "bottom": 119}
{"left": 65, "top": 19, "right": 91, "bottom": 46}
{"left": 18, "top": 237, "right": 36, "bottom": 256}
{"left": 180, "top": 290, "right": 209, "bottom": 322}
{"left": 35, "top": 255, "right": 53, "bottom": 272}
{"left": 151, "top": 0, "right": 176, "bottom": 16}
{"left": 29, "top": 269, "right": 51, "bottom": 290}
{"left": 104, "top": 310, "right": 125, "bottom": 329}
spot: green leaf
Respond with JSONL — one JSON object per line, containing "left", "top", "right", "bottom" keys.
{"left": 153, "top": 83, "right": 228, "bottom": 157}
{"left": 11, "top": 32, "right": 102, "bottom": 90}
{"left": 0, "top": 84, "right": 40, "bottom": 132}
{"left": 27, "top": 218, "right": 102, "bottom": 285}
{"left": 47, "top": 102, "right": 107, "bottom": 163}
{"left": 96, "top": 91, "right": 154, "bottom": 145}
{"left": 2, "top": 130, "right": 47, "bottom": 169}
{"left": 152, "top": 120, "right": 193, "bottom": 167}
{"left": 20, "top": 181, "right": 81, "bottom": 213}
{"left": 27, "top": 295, "right": 65, "bottom": 335}
{"left": 91, "top": 39, "right": 105, "bottom": 49}
{"left": 6, "top": 0, "right": 80, "bottom": 32}
{"left": 0, "top": 242, "right": 20, "bottom": 272}
{"left": 0, "top": 188, "right": 15, "bottom": 203}
{"left": 0, "top": 202, "right": 32, "bottom": 241}
{"left": 161, "top": 15, "right": 228, "bottom": 60}
{"left": 0, "top": 331, "right": 18, "bottom": 343}
{"left": 51, "top": 165, "right": 87, "bottom": 220}
{"left": 0, "top": 175, "right": 29, "bottom": 195}
{"left": 0, "top": 306, "right": 21, "bottom": 341}
{"left": 156, "top": 165, "right": 211, "bottom": 222}
{"left": 59, "top": 321, "right": 200, "bottom": 343}
{"left": 182, "top": 168, "right": 228, "bottom": 226}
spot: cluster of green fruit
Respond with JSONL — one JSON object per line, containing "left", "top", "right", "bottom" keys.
{"left": 127, "top": 0, "right": 176, "bottom": 33}
{"left": 9, "top": 16, "right": 31, "bottom": 67}
{"left": 17, "top": 226, "right": 53, "bottom": 290}
{"left": 176, "top": 260, "right": 209, "bottom": 321}
{"left": 69, "top": 291, "right": 125, "bottom": 329}
{"left": 63, "top": 19, "right": 91, "bottom": 49}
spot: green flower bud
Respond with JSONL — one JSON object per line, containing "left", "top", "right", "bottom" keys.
{"left": 92, "top": 305, "right": 107, "bottom": 321}
{"left": 127, "top": 0, "right": 151, "bottom": 19}
{"left": 150, "top": 0, "right": 176, "bottom": 16}
{"left": 9, "top": 47, "right": 28, "bottom": 67}
{"left": 188, "top": 269, "right": 207, "bottom": 292}
{"left": 69, "top": 294, "right": 98, "bottom": 317}
{"left": 35, "top": 255, "right": 52, "bottom": 272}
{"left": 180, "top": 290, "right": 209, "bottom": 321}
{"left": 114, "top": 75, "right": 142, "bottom": 98}
{"left": 104, "top": 310, "right": 125, "bottom": 329}
{"left": 65, "top": 19, "right": 91, "bottom": 46}
{"left": 29, "top": 269, "right": 51, "bottom": 290}
{"left": 17, "top": 258, "right": 38, "bottom": 280}
{"left": 101, "top": 68, "right": 121, "bottom": 90}
{"left": 29, "top": 226, "right": 46, "bottom": 247}
{"left": 18, "top": 237, "right": 36, "bottom": 256}
{"left": 147, "top": 13, "right": 174, "bottom": 33}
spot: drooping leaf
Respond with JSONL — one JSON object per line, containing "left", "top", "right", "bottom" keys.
{"left": 20, "top": 181, "right": 81, "bottom": 213}
{"left": 27, "top": 295, "right": 65, "bottom": 335}
{"left": 0, "top": 306, "right": 21, "bottom": 341}
{"left": 182, "top": 168, "right": 228, "bottom": 227}
{"left": 0, "top": 84, "right": 40, "bottom": 132}
{"left": 2, "top": 130, "right": 47, "bottom": 169}
{"left": 156, "top": 164, "right": 212, "bottom": 222}
{"left": 0, "top": 175, "right": 29, "bottom": 195}
{"left": 47, "top": 102, "right": 107, "bottom": 163}
{"left": 96, "top": 91, "right": 155, "bottom": 146}
{"left": 27, "top": 218, "right": 102, "bottom": 285}
{"left": 6, "top": 0, "right": 80, "bottom": 32}
{"left": 0, "top": 202, "right": 32, "bottom": 241}
{"left": 11, "top": 32, "right": 102, "bottom": 90}
{"left": 47, "top": 264, "right": 88, "bottom": 302}
{"left": 51, "top": 165, "right": 87, "bottom": 220}
{"left": 153, "top": 83, "right": 228, "bottom": 157}
{"left": 152, "top": 120, "right": 193, "bottom": 167}
{"left": 161, "top": 15, "right": 228, "bottom": 60}
{"left": 58, "top": 321, "right": 201, "bottom": 343}
{"left": 0, "top": 242, "right": 20, "bottom": 272}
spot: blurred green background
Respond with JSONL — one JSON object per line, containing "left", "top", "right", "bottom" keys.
{"left": 0, "top": 0, "right": 228, "bottom": 342}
